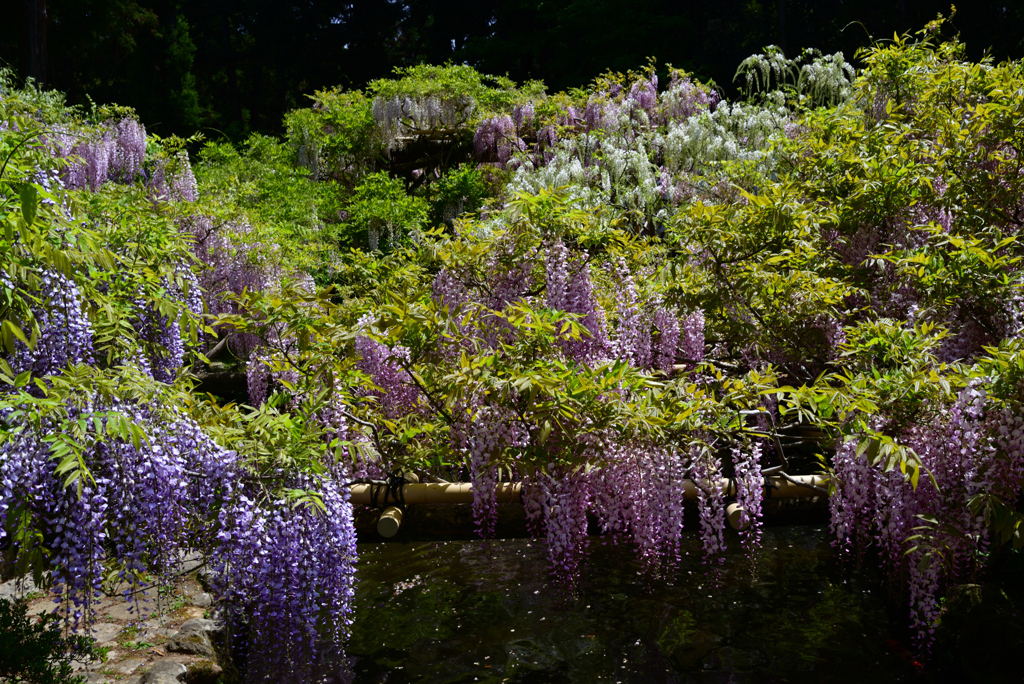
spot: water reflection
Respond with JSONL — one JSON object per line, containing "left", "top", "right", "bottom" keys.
{"left": 335, "top": 525, "right": 921, "bottom": 683}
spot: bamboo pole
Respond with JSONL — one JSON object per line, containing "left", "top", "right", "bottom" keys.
{"left": 376, "top": 506, "right": 404, "bottom": 538}
{"left": 349, "top": 475, "right": 828, "bottom": 507}
{"left": 726, "top": 502, "right": 749, "bottom": 531}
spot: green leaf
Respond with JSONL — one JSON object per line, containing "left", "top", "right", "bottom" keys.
{"left": 539, "top": 420, "right": 553, "bottom": 445}
{"left": 2, "top": 320, "right": 31, "bottom": 349}
{"left": 19, "top": 183, "right": 37, "bottom": 225}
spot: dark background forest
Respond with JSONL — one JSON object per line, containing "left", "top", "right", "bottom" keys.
{"left": 2, "top": 1, "right": 1023, "bottom": 139}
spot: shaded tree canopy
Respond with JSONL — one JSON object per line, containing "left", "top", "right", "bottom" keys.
{"left": 1, "top": 1, "right": 1021, "bottom": 138}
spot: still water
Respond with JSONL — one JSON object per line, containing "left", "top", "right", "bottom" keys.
{"left": 340, "top": 525, "right": 920, "bottom": 683}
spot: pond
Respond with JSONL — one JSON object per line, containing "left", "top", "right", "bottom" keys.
{"left": 331, "top": 524, "right": 923, "bottom": 683}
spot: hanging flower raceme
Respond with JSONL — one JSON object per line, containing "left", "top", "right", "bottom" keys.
{"left": 610, "top": 259, "right": 651, "bottom": 369}
{"left": 182, "top": 214, "right": 278, "bottom": 360}
{"left": 544, "top": 240, "right": 609, "bottom": 363}
{"left": 652, "top": 307, "right": 680, "bottom": 373}
{"left": 589, "top": 443, "right": 691, "bottom": 576}
{"left": 210, "top": 475, "right": 357, "bottom": 682}
{"left": 462, "top": 404, "right": 529, "bottom": 538}
{"left": 523, "top": 467, "right": 591, "bottom": 588}
{"left": 627, "top": 75, "right": 658, "bottom": 120}
{"left": 354, "top": 317, "right": 422, "bottom": 419}
{"left": 10, "top": 269, "right": 94, "bottom": 377}
{"left": 0, "top": 401, "right": 228, "bottom": 625}
{"left": 691, "top": 448, "right": 727, "bottom": 561}
{"left": 108, "top": 118, "right": 147, "bottom": 183}
{"left": 733, "top": 443, "right": 764, "bottom": 553}
{"left": 829, "top": 384, "right": 1000, "bottom": 649}
{"left": 0, "top": 397, "right": 358, "bottom": 676}
{"left": 474, "top": 115, "right": 527, "bottom": 168}
{"left": 512, "top": 103, "right": 535, "bottom": 133}
{"left": 50, "top": 118, "right": 147, "bottom": 191}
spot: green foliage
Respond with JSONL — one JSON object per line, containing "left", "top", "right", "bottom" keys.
{"left": 367, "top": 63, "right": 491, "bottom": 104}
{"left": 667, "top": 180, "right": 848, "bottom": 384}
{"left": 224, "top": 189, "right": 777, "bottom": 481}
{"left": 428, "top": 164, "right": 490, "bottom": 228}
{"left": 0, "top": 598, "right": 89, "bottom": 684}
{"left": 285, "top": 88, "right": 378, "bottom": 187}
{"left": 367, "top": 63, "right": 545, "bottom": 117}
{"left": 0, "top": 70, "right": 77, "bottom": 124}
{"left": 193, "top": 134, "right": 346, "bottom": 272}
{"left": 0, "top": 113, "right": 74, "bottom": 358}
{"left": 345, "top": 172, "right": 427, "bottom": 252}
{"left": 78, "top": 186, "right": 202, "bottom": 369}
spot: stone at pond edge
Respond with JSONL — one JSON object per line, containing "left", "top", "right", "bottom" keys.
{"left": 80, "top": 674, "right": 112, "bottom": 684}
{"left": 77, "top": 621, "right": 123, "bottom": 645}
{"left": 166, "top": 618, "right": 222, "bottom": 658}
{"left": 0, "top": 576, "right": 42, "bottom": 601}
{"left": 190, "top": 591, "right": 213, "bottom": 608}
{"left": 139, "top": 660, "right": 187, "bottom": 683}
{"left": 184, "top": 659, "right": 224, "bottom": 684}
{"left": 107, "top": 657, "right": 146, "bottom": 675}
{"left": 178, "top": 617, "right": 221, "bottom": 636}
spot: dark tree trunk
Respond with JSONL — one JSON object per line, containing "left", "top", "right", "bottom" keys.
{"left": 22, "top": 0, "right": 47, "bottom": 84}
{"left": 221, "top": 13, "right": 243, "bottom": 126}
{"left": 777, "top": 0, "right": 787, "bottom": 55}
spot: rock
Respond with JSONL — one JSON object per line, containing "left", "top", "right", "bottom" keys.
{"left": 81, "top": 674, "right": 111, "bottom": 684}
{"left": 0, "top": 576, "right": 42, "bottom": 602}
{"left": 166, "top": 618, "right": 221, "bottom": 658}
{"left": 84, "top": 622, "right": 124, "bottom": 644}
{"left": 98, "top": 599, "right": 159, "bottom": 623}
{"left": 189, "top": 592, "right": 212, "bottom": 608}
{"left": 107, "top": 657, "right": 146, "bottom": 675}
{"left": 196, "top": 567, "right": 215, "bottom": 591}
{"left": 166, "top": 630, "right": 215, "bottom": 657}
{"left": 25, "top": 596, "right": 55, "bottom": 617}
{"left": 80, "top": 671, "right": 112, "bottom": 684}
{"left": 176, "top": 552, "right": 206, "bottom": 575}
{"left": 180, "top": 617, "right": 221, "bottom": 634}
{"left": 138, "top": 624, "right": 178, "bottom": 640}
{"left": 185, "top": 659, "right": 224, "bottom": 684}
{"left": 70, "top": 654, "right": 101, "bottom": 672}
{"left": 169, "top": 606, "right": 206, "bottom": 622}
{"left": 179, "top": 580, "right": 214, "bottom": 608}
{"left": 140, "top": 660, "right": 187, "bottom": 684}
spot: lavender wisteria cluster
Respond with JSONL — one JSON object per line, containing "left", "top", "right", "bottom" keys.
{"left": 0, "top": 399, "right": 358, "bottom": 678}
{"left": 1, "top": 90, "right": 360, "bottom": 681}
{"left": 334, "top": 212, "right": 764, "bottom": 587}
{"left": 10, "top": 269, "right": 94, "bottom": 376}
{"left": 46, "top": 117, "right": 198, "bottom": 200}
{"left": 829, "top": 383, "right": 1024, "bottom": 645}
